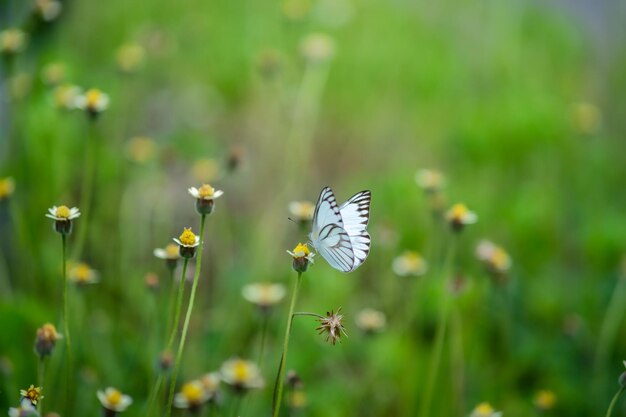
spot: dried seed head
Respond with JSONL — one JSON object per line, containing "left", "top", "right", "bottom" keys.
{"left": 316, "top": 308, "right": 347, "bottom": 345}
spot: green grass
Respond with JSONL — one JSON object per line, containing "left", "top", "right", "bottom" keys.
{"left": 1, "top": 0, "right": 626, "bottom": 416}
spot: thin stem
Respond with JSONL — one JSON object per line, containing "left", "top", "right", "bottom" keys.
{"left": 167, "top": 261, "right": 189, "bottom": 351}
{"left": 164, "top": 267, "right": 178, "bottom": 344}
{"left": 61, "top": 233, "right": 72, "bottom": 412}
{"left": 594, "top": 273, "right": 626, "bottom": 392}
{"left": 272, "top": 272, "right": 302, "bottom": 417}
{"left": 606, "top": 386, "right": 625, "bottom": 417}
{"left": 166, "top": 214, "right": 208, "bottom": 417}
{"left": 145, "top": 374, "right": 164, "bottom": 417}
{"left": 37, "top": 357, "right": 46, "bottom": 414}
{"left": 419, "top": 236, "right": 456, "bottom": 417}
{"left": 147, "top": 260, "right": 188, "bottom": 417}
{"left": 292, "top": 312, "right": 325, "bottom": 320}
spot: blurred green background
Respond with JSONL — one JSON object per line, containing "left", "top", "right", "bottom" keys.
{"left": 1, "top": 0, "right": 626, "bottom": 416}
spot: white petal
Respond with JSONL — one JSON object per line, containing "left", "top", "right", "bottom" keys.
{"left": 212, "top": 190, "right": 224, "bottom": 198}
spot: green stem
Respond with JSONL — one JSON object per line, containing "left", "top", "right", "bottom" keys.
{"left": 606, "top": 386, "right": 625, "bottom": 417}
{"left": 166, "top": 215, "right": 208, "bottom": 417}
{"left": 61, "top": 233, "right": 72, "bottom": 412}
{"left": 594, "top": 273, "right": 626, "bottom": 384}
{"left": 145, "top": 373, "right": 164, "bottom": 417}
{"left": 292, "top": 312, "right": 325, "bottom": 320}
{"left": 37, "top": 357, "right": 46, "bottom": 414}
{"left": 419, "top": 236, "right": 456, "bottom": 417}
{"left": 146, "top": 260, "right": 188, "bottom": 417}
{"left": 272, "top": 272, "right": 302, "bottom": 417}
{"left": 164, "top": 267, "right": 178, "bottom": 344}
{"left": 167, "top": 261, "right": 189, "bottom": 350}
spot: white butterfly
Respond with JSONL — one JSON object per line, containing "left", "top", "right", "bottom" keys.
{"left": 309, "top": 186, "right": 371, "bottom": 272}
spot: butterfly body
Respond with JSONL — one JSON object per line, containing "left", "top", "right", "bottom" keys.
{"left": 309, "top": 186, "right": 371, "bottom": 272}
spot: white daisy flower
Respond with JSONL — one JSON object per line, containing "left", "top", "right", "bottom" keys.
{"left": 97, "top": 387, "right": 132, "bottom": 413}
{"left": 220, "top": 358, "right": 265, "bottom": 392}
{"left": 242, "top": 283, "right": 286, "bottom": 309}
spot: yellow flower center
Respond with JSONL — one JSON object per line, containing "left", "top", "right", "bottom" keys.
{"left": 233, "top": 360, "right": 250, "bottom": 382}
{"left": 474, "top": 402, "right": 494, "bottom": 415}
{"left": 73, "top": 263, "right": 93, "bottom": 282}
{"left": 182, "top": 382, "right": 203, "bottom": 403}
{"left": 490, "top": 248, "right": 510, "bottom": 270}
{"left": 106, "top": 389, "right": 122, "bottom": 406}
{"left": 292, "top": 243, "right": 310, "bottom": 257}
{"left": 179, "top": 228, "right": 197, "bottom": 246}
{"left": 198, "top": 184, "right": 215, "bottom": 198}
{"left": 21, "top": 385, "right": 42, "bottom": 403}
{"left": 41, "top": 323, "right": 59, "bottom": 341}
{"left": 450, "top": 203, "right": 469, "bottom": 220}
{"left": 0, "top": 178, "right": 15, "bottom": 199}
{"left": 535, "top": 390, "right": 556, "bottom": 409}
{"left": 165, "top": 243, "right": 179, "bottom": 257}
{"left": 86, "top": 89, "right": 103, "bottom": 107}
{"left": 55, "top": 205, "right": 71, "bottom": 219}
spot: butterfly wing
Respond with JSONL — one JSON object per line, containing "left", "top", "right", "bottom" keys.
{"left": 312, "top": 186, "right": 343, "bottom": 235}
{"left": 316, "top": 223, "right": 355, "bottom": 273}
{"left": 339, "top": 190, "right": 371, "bottom": 271}
{"left": 339, "top": 190, "right": 371, "bottom": 234}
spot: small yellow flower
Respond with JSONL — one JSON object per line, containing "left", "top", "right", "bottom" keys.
{"left": 288, "top": 201, "right": 315, "bottom": 224}
{"left": 20, "top": 385, "right": 43, "bottom": 406}
{"left": 116, "top": 43, "right": 145, "bottom": 73}
{"left": 97, "top": 387, "right": 132, "bottom": 413}
{"left": 154, "top": 243, "right": 180, "bottom": 260}
{"left": 316, "top": 308, "right": 347, "bottom": 345}
{"left": 189, "top": 184, "right": 224, "bottom": 215}
{"left": 446, "top": 203, "right": 477, "bottom": 231}
{"left": 533, "top": 390, "right": 556, "bottom": 411}
{"left": 174, "top": 380, "right": 208, "bottom": 410}
{"left": 0, "top": 177, "right": 15, "bottom": 201}
{"left": 176, "top": 228, "right": 199, "bottom": 247}
{"left": 221, "top": 359, "right": 264, "bottom": 391}
{"left": 476, "top": 240, "right": 512, "bottom": 278}
{"left": 288, "top": 390, "right": 308, "bottom": 409}
{"left": 34, "top": 0, "right": 62, "bottom": 21}
{"left": 242, "top": 282, "right": 287, "bottom": 308}
{"left": 415, "top": 169, "right": 445, "bottom": 192}
{"left": 191, "top": 158, "right": 219, "bottom": 183}
{"left": 200, "top": 372, "right": 221, "bottom": 401}
{"left": 470, "top": 402, "right": 501, "bottom": 417}
{"left": 282, "top": 0, "right": 311, "bottom": 21}
{"left": 174, "top": 228, "right": 200, "bottom": 259}
{"left": 35, "top": 323, "right": 63, "bottom": 358}
{"left": 572, "top": 101, "right": 601, "bottom": 134}
{"left": 220, "top": 358, "right": 265, "bottom": 392}
{"left": 0, "top": 29, "right": 26, "bottom": 54}
{"left": 300, "top": 33, "right": 335, "bottom": 64}
{"left": 46, "top": 205, "right": 80, "bottom": 220}
{"left": 355, "top": 308, "right": 386, "bottom": 334}
{"left": 392, "top": 251, "right": 428, "bottom": 277}
{"left": 287, "top": 243, "right": 314, "bottom": 273}
{"left": 41, "top": 62, "right": 66, "bottom": 86}
{"left": 53, "top": 84, "right": 82, "bottom": 110}
{"left": 68, "top": 262, "right": 99, "bottom": 285}
{"left": 75, "top": 88, "right": 110, "bottom": 117}
{"left": 46, "top": 205, "right": 80, "bottom": 235}
{"left": 188, "top": 184, "right": 224, "bottom": 200}
{"left": 126, "top": 136, "right": 156, "bottom": 164}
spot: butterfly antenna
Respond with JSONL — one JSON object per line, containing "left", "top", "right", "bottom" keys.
{"left": 287, "top": 217, "right": 297, "bottom": 224}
